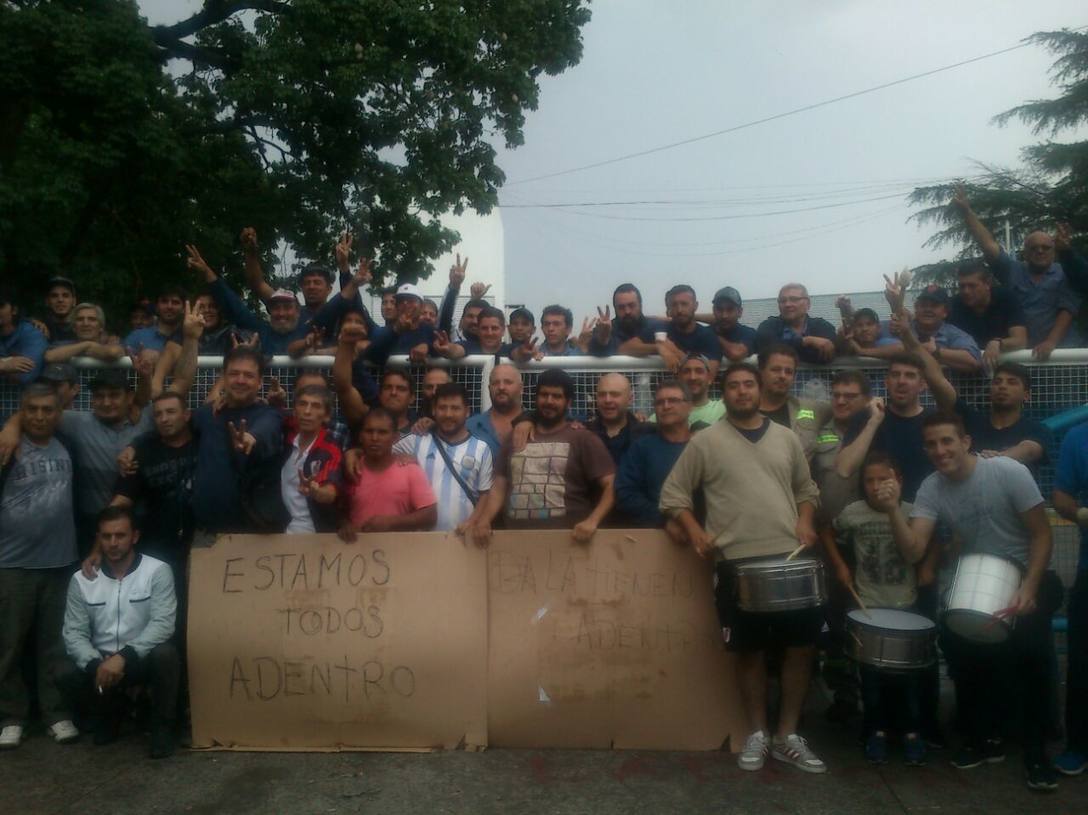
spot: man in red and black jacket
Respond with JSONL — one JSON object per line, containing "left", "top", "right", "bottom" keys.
{"left": 279, "top": 384, "right": 343, "bottom": 534}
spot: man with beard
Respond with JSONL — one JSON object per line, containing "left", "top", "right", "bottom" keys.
{"left": 187, "top": 244, "right": 308, "bottom": 356}
{"left": 466, "top": 363, "right": 525, "bottom": 460}
{"left": 711, "top": 287, "right": 757, "bottom": 362}
{"left": 123, "top": 286, "right": 186, "bottom": 353}
{"left": 615, "top": 379, "right": 696, "bottom": 534}
{"left": 469, "top": 370, "right": 615, "bottom": 544}
{"left": 954, "top": 186, "right": 1081, "bottom": 358}
{"left": 169, "top": 306, "right": 283, "bottom": 534}
{"left": 757, "top": 344, "right": 832, "bottom": 464}
{"left": 755, "top": 283, "right": 838, "bottom": 364}
{"left": 651, "top": 353, "right": 724, "bottom": 427}
{"left": 660, "top": 363, "right": 824, "bottom": 775}
{"left": 660, "top": 285, "right": 722, "bottom": 378}
{"left": 584, "top": 373, "right": 654, "bottom": 467}
{"left": 947, "top": 262, "right": 1028, "bottom": 370}
{"left": 394, "top": 383, "right": 493, "bottom": 533}
{"left": 588, "top": 283, "right": 667, "bottom": 357}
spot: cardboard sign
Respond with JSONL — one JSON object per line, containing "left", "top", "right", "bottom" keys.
{"left": 486, "top": 530, "right": 745, "bottom": 750}
{"left": 188, "top": 530, "right": 744, "bottom": 752}
{"left": 187, "top": 533, "right": 489, "bottom": 751}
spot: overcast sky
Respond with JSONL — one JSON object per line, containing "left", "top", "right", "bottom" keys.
{"left": 142, "top": 1, "right": 1086, "bottom": 320}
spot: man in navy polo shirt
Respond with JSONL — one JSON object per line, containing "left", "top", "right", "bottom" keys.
{"left": 661, "top": 285, "right": 722, "bottom": 378}
{"left": 589, "top": 283, "right": 667, "bottom": 357}
{"left": 755, "top": 283, "right": 838, "bottom": 364}
{"left": 948, "top": 262, "right": 1028, "bottom": 370}
{"left": 712, "top": 286, "right": 757, "bottom": 361}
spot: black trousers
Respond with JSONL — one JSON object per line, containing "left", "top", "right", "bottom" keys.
{"left": 940, "top": 571, "right": 1062, "bottom": 764}
{"left": 1067, "top": 570, "right": 1088, "bottom": 754}
{"left": 64, "top": 642, "right": 180, "bottom": 728}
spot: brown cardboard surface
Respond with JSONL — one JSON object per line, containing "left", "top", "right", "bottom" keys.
{"left": 188, "top": 532, "right": 488, "bottom": 751}
{"left": 486, "top": 530, "right": 744, "bottom": 751}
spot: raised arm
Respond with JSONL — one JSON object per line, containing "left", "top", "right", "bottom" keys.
{"left": 438, "top": 255, "right": 468, "bottom": 335}
{"left": 835, "top": 400, "right": 884, "bottom": 478}
{"left": 332, "top": 324, "right": 370, "bottom": 426}
{"left": 240, "top": 227, "right": 275, "bottom": 307}
{"left": 892, "top": 313, "right": 957, "bottom": 411}
{"left": 168, "top": 301, "right": 204, "bottom": 400}
{"left": 951, "top": 185, "right": 1001, "bottom": 263}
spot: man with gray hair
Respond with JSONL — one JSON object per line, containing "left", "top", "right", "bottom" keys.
{"left": 755, "top": 283, "right": 839, "bottom": 364}
{"left": 0, "top": 383, "right": 80, "bottom": 749}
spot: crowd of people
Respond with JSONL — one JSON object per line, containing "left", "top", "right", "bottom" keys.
{"left": 0, "top": 192, "right": 1087, "bottom": 793}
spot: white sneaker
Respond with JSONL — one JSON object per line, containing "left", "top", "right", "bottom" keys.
{"left": 772, "top": 733, "right": 828, "bottom": 774}
{"left": 48, "top": 720, "right": 79, "bottom": 744}
{"left": 0, "top": 724, "right": 24, "bottom": 750}
{"left": 738, "top": 729, "right": 769, "bottom": 771}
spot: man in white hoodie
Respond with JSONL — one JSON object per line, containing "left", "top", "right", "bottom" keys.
{"left": 63, "top": 506, "right": 178, "bottom": 759}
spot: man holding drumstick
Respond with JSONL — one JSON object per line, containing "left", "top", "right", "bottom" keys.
{"left": 883, "top": 412, "right": 1061, "bottom": 792}
{"left": 660, "top": 363, "right": 824, "bottom": 774}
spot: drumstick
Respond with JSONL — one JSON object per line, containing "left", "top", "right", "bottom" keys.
{"left": 785, "top": 543, "right": 806, "bottom": 562}
{"left": 845, "top": 583, "right": 871, "bottom": 618}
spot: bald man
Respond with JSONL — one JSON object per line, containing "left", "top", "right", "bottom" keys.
{"left": 954, "top": 187, "right": 1082, "bottom": 358}
{"left": 584, "top": 373, "right": 654, "bottom": 467}
{"left": 466, "top": 363, "right": 525, "bottom": 460}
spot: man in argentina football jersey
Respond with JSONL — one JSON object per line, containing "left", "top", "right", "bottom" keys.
{"left": 393, "top": 382, "right": 493, "bottom": 532}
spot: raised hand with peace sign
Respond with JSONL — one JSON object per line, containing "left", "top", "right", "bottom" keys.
{"left": 182, "top": 299, "right": 206, "bottom": 342}
{"left": 227, "top": 419, "right": 256, "bottom": 455}
{"left": 335, "top": 231, "right": 354, "bottom": 274}
{"left": 449, "top": 253, "right": 469, "bottom": 288}
{"left": 185, "top": 244, "right": 216, "bottom": 283}
{"left": 593, "top": 305, "right": 612, "bottom": 345}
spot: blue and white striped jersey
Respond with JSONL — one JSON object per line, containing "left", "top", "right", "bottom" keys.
{"left": 393, "top": 433, "right": 494, "bottom": 531}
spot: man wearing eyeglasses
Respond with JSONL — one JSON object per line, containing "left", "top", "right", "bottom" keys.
{"left": 755, "top": 284, "right": 839, "bottom": 364}
{"left": 953, "top": 186, "right": 1082, "bottom": 359}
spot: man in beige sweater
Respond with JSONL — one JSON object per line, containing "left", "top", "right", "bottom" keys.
{"left": 660, "top": 362, "right": 825, "bottom": 775}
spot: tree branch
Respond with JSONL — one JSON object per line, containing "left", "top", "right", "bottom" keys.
{"left": 150, "top": 1, "right": 291, "bottom": 45}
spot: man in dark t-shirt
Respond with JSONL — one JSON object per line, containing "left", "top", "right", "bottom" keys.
{"left": 947, "top": 262, "right": 1028, "bottom": 368}
{"left": 111, "top": 392, "right": 197, "bottom": 570}
{"left": 471, "top": 370, "right": 615, "bottom": 543}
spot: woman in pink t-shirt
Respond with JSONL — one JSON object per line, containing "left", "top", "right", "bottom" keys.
{"left": 339, "top": 409, "right": 437, "bottom": 540}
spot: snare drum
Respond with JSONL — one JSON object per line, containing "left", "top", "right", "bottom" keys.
{"left": 944, "top": 553, "right": 1023, "bottom": 644}
{"left": 846, "top": 608, "right": 936, "bottom": 671}
{"left": 734, "top": 557, "right": 827, "bottom": 613}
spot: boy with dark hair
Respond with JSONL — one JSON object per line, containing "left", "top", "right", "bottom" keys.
{"left": 823, "top": 452, "right": 926, "bottom": 766}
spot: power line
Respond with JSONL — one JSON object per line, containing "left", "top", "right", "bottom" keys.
{"left": 506, "top": 36, "right": 1062, "bottom": 186}
{"left": 540, "top": 191, "right": 909, "bottom": 222}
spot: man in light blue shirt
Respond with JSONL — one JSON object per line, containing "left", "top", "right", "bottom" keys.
{"left": 466, "top": 363, "right": 524, "bottom": 460}
{"left": 394, "top": 382, "right": 493, "bottom": 532}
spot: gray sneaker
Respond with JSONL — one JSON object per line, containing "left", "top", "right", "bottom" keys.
{"left": 772, "top": 733, "right": 828, "bottom": 774}
{"left": 738, "top": 729, "right": 769, "bottom": 771}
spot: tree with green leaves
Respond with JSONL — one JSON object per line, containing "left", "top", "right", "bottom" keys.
{"left": 909, "top": 29, "right": 1088, "bottom": 284}
{"left": 0, "top": 0, "right": 590, "bottom": 330}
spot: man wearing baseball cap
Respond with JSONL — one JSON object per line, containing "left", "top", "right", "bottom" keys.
{"left": 364, "top": 282, "right": 439, "bottom": 365}
{"left": 38, "top": 363, "right": 80, "bottom": 409}
{"left": 187, "top": 245, "right": 309, "bottom": 355}
{"left": 896, "top": 285, "right": 982, "bottom": 375}
{"left": 712, "top": 287, "right": 757, "bottom": 362}
{"left": 40, "top": 276, "right": 77, "bottom": 344}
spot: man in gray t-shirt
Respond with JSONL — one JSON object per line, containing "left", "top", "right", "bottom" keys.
{"left": 0, "top": 383, "right": 79, "bottom": 749}
{"left": 883, "top": 411, "right": 1058, "bottom": 787}
{"left": 0, "top": 368, "right": 151, "bottom": 557}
